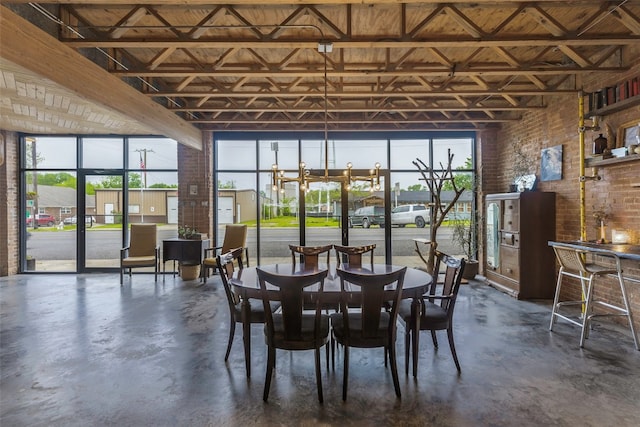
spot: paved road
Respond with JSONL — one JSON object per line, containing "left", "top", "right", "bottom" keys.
{"left": 25, "top": 225, "right": 461, "bottom": 263}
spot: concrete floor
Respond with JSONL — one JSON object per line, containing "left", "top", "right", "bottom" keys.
{"left": 1, "top": 273, "right": 639, "bottom": 427}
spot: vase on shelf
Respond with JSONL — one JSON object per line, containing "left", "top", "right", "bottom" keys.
{"left": 593, "top": 134, "right": 607, "bottom": 155}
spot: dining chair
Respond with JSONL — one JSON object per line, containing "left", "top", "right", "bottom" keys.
{"left": 331, "top": 266, "right": 407, "bottom": 400}
{"left": 202, "top": 224, "right": 249, "bottom": 283}
{"left": 333, "top": 244, "right": 376, "bottom": 268}
{"left": 257, "top": 267, "right": 330, "bottom": 403}
{"left": 289, "top": 244, "right": 333, "bottom": 269}
{"left": 217, "top": 247, "right": 280, "bottom": 378}
{"left": 119, "top": 223, "right": 159, "bottom": 285}
{"left": 398, "top": 252, "right": 465, "bottom": 377}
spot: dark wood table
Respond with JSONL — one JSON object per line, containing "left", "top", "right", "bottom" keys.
{"left": 162, "top": 238, "right": 210, "bottom": 280}
{"left": 230, "top": 263, "right": 433, "bottom": 303}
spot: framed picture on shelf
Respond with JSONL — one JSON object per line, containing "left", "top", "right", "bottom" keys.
{"left": 617, "top": 120, "right": 640, "bottom": 148}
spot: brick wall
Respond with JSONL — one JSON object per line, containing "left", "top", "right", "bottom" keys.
{"left": 0, "top": 131, "right": 19, "bottom": 276}
{"left": 490, "top": 49, "right": 640, "bottom": 332}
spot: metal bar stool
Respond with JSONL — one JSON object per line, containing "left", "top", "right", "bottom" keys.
{"left": 549, "top": 246, "right": 639, "bottom": 350}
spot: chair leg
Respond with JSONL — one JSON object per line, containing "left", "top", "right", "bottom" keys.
{"left": 342, "top": 345, "right": 349, "bottom": 401}
{"left": 430, "top": 330, "right": 438, "bottom": 349}
{"left": 315, "top": 347, "right": 324, "bottom": 403}
{"left": 549, "top": 268, "right": 564, "bottom": 330}
{"left": 617, "top": 272, "right": 640, "bottom": 351}
{"left": 389, "top": 343, "right": 401, "bottom": 398}
{"left": 580, "top": 277, "right": 595, "bottom": 348}
{"left": 242, "top": 320, "right": 252, "bottom": 378}
{"left": 404, "top": 326, "right": 410, "bottom": 375}
{"left": 412, "top": 325, "right": 420, "bottom": 378}
{"left": 263, "top": 346, "right": 275, "bottom": 402}
{"left": 120, "top": 267, "right": 123, "bottom": 285}
{"left": 224, "top": 320, "right": 236, "bottom": 362}
{"left": 447, "top": 327, "right": 461, "bottom": 372}
{"left": 325, "top": 340, "right": 329, "bottom": 371}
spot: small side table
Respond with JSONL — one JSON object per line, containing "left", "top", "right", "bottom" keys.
{"left": 162, "top": 238, "right": 210, "bottom": 281}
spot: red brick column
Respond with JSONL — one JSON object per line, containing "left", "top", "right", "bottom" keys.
{"left": 177, "top": 133, "right": 213, "bottom": 241}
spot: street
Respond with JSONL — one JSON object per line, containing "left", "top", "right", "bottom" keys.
{"left": 25, "top": 225, "right": 461, "bottom": 266}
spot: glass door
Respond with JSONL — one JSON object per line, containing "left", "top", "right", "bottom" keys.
{"left": 298, "top": 171, "right": 388, "bottom": 264}
{"left": 79, "top": 172, "right": 124, "bottom": 271}
{"left": 303, "top": 180, "right": 342, "bottom": 252}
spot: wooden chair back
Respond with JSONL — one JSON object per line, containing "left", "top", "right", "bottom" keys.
{"left": 428, "top": 255, "right": 465, "bottom": 316}
{"left": 216, "top": 247, "right": 245, "bottom": 308}
{"left": 288, "top": 244, "right": 333, "bottom": 269}
{"left": 256, "top": 267, "right": 329, "bottom": 345}
{"left": 336, "top": 267, "right": 407, "bottom": 340}
{"left": 333, "top": 244, "right": 376, "bottom": 267}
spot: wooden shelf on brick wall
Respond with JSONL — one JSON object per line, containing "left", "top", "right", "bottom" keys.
{"left": 586, "top": 153, "right": 640, "bottom": 168}
{"left": 585, "top": 94, "right": 640, "bottom": 118}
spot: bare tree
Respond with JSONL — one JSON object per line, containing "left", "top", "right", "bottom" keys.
{"left": 412, "top": 149, "right": 465, "bottom": 273}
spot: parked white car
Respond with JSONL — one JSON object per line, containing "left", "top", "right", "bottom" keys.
{"left": 63, "top": 215, "right": 97, "bottom": 226}
{"left": 391, "top": 204, "right": 429, "bottom": 228}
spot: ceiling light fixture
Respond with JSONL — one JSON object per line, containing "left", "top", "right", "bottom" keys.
{"left": 272, "top": 41, "right": 381, "bottom": 194}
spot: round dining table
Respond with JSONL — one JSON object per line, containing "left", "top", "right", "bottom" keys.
{"left": 230, "top": 263, "right": 433, "bottom": 308}
{"left": 228, "top": 263, "right": 432, "bottom": 377}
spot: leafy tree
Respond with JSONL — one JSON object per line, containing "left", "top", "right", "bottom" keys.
{"left": 32, "top": 172, "right": 77, "bottom": 188}
{"left": 149, "top": 183, "right": 178, "bottom": 188}
{"left": 218, "top": 180, "right": 236, "bottom": 189}
{"left": 407, "top": 184, "right": 426, "bottom": 191}
{"left": 93, "top": 173, "right": 142, "bottom": 189}
{"left": 442, "top": 157, "right": 473, "bottom": 191}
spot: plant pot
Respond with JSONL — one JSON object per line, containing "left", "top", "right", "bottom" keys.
{"left": 179, "top": 264, "right": 201, "bottom": 281}
{"left": 461, "top": 259, "right": 479, "bottom": 280}
{"left": 26, "top": 258, "right": 36, "bottom": 271}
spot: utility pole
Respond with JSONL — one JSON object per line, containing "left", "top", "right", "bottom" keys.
{"left": 134, "top": 148, "right": 154, "bottom": 223}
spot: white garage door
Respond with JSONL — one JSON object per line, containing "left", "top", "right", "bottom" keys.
{"left": 218, "top": 197, "right": 234, "bottom": 224}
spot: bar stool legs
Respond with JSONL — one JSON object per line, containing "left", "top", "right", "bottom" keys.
{"left": 550, "top": 247, "right": 639, "bottom": 351}
{"left": 581, "top": 268, "right": 639, "bottom": 350}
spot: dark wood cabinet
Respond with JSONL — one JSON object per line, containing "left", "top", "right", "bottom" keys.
{"left": 485, "top": 192, "right": 556, "bottom": 299}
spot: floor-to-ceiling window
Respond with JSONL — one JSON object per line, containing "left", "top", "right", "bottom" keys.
{"left": 20, "top": 135, "right": 178, "bottom": 273}
{"left": 215, "top": 132, "right": 475, "bottom": 267}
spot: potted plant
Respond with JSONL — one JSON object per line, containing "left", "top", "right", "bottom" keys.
{"left": 452, "top": 216, "right": 480, "bottom": 279}
{"left": 178, "top": 225, "right": 196, "bottom": 239}
{"left": 509, "top": 143, "right": 535, "bottom": 192}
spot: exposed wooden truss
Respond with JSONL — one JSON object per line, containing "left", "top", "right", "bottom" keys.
{"left": 6, "top": 1, "right": 640, "bottom": 132}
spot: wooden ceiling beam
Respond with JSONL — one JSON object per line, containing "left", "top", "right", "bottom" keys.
{"left": 62, "top": 37, "right": 640, "bottom": 49}
{"left": 111, "top": 67, "right": 627, "bottom": 78}
{"left": 148, "top": 89, "right": 575, "bottom": 97}
{"left": 170, "top": 106, "right": 543, "bottom": 113}
{"left": 0, "top": 8, "right": 202, "bottom": 149}
{"left": 7, "top": 0, "right": 611, "bottom": 4}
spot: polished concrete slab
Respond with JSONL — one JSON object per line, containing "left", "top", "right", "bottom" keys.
{"left": 1, "top": 273, "right": 639, "bottom": 426}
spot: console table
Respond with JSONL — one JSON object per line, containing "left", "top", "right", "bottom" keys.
{"left": 162, "top": 238, "right": 210, "bottom": 280}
